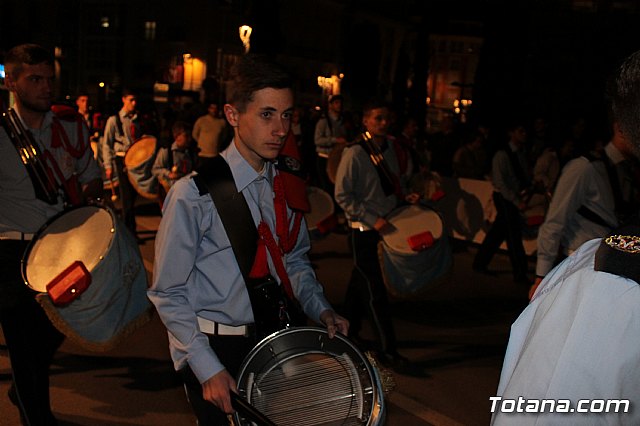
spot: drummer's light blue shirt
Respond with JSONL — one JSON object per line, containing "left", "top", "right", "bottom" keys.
{"left": 334, "top": 139, "right": 400, "bottom": 228}
{"left": 148, "top": 140, "right": 332, "bottom": 384}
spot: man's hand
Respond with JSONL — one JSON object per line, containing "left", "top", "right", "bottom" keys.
{"left": 105, "top": 168, "right": 113, "bottom": 181}
{"left": 373, "top": 217, "right": 395, "bottom": 235}
{"left": 201, "top": 369, "right": 237, "bottom": 414}
{"left": 320, "top": 309, "right": 349, "bottom": 338}
{"left": 528, "top": 276, "right": 543, "bottom": 301}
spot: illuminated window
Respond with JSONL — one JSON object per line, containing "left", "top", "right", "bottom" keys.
{"left": 145, "top": 21, "right": 156, "bottom": 41}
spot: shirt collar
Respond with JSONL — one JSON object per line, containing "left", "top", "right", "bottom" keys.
{"left": 604, "top": 141, "right": 626, "bottom": 165}
{"left": 119, "top": 109, "right": 137, "bottom": 120}
{"left": 221, "top": 139, "right": 275, "bottom": 192}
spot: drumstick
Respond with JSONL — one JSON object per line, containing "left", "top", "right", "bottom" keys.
{"left": 231, "top": 392, "right": 277, "bottom": 426}
{"left": 109, "top": 178, "right": 118, "bottom": 202}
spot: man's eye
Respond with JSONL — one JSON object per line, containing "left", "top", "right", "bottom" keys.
{"left": 282, "top": 112, "right": 292, "bottom": 120}
{"left": 261, "top": 111, "right": 272, "bottom": 119}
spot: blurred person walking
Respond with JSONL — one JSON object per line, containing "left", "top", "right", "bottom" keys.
{"left": 0, "top": 43, "right": 102, "bottom": 425}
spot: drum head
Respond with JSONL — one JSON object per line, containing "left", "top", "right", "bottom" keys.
{"left": 304, "top": 186, "right": 334, "bottom": 231}
{"left": 235, "top": 327, "right": 384, "bottom": 426}
{"left": 124, "top": 136, "right": 157, "bottom": 168}
{"left": 24, "top": 206, "right": 114, "bottom": 292}
{"left": 383, "top": 204, "right": 443, "bottom": 255}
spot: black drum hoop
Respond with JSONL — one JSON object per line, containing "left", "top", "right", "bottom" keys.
{"left": 234, "top": 326, "right": 385, "bottom": 426}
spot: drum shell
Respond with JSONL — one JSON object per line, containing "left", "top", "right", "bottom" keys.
{"left": 379, "top": 204, "right": 453, "bottom": 298}
{"left": 235, "top": 327, "right": 385, "bottom": 426}
{"left": 22, "top": 205, "right": 152, "bottom": 351}
{"left": 303, "top": 186, "right": 336, "bottom": 234}
{"left": 124, "top": 136, "right": 159, "bottom": 199}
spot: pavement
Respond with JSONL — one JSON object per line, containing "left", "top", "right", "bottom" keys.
{"left": 0, "top": 202, "right": 533, "bottom": 426}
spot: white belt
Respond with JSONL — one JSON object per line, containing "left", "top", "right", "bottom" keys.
{"left": 197, "top": 317, "right": 250, "bottom": 336}
{"left": 0, "top": 231, "right": 34, "bottom": 241}
{"left": 349, "top": 221, "right": 372, "bottom": 231}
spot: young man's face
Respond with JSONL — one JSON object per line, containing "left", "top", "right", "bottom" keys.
{"left": 122, "top": 95, "right": 137, "bottom": 114}
{"left": 174, "top": 130, "right": 191, "bottom": 149}
{"left": 76, "top": 95, "right": 89, "bottom": 113}
{"left": 363, "top": 107, "right": 390, "bottom": 138}
{"left": 7, "top": 62, "right": 54, "bottom": 113}
{"left": 226, "top": 87, "right": 294, "bottom": 171}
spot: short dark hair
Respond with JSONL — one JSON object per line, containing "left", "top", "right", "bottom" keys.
{"left": 361, "top": 98, "right": 390, "bottom": 116}
{"left": 172, "top": 120, "right": 191, "bottom": 137}
{"left": 606, "top": 49, "right": 640, "bottom": 155}
{"left": 5, "top": 44, "right": 54, "bottom": 78}
{"left": 226, "top": 54, "right": 293, "bottom": 112}
{"left": 121, "top": 88, "right": 137, "bottom": 98}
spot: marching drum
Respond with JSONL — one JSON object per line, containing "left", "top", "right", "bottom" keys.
{"left": 22, "top": 205, "right": 153, "bottom": 352}
{"left": 379, "top": 204, "right": 452, "bottom": 298}
{"left": 304, "top": 186, "right": 336, "bottom": 234}
{"left": 235, "top": 327, "right": 386, "bottom": 426}
{"left": 124, "top": 135, "right": 159, "bottom": 199}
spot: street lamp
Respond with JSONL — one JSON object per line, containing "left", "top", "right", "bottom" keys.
{"left": 239, "top": 25, "right": 252, "bottom": 53}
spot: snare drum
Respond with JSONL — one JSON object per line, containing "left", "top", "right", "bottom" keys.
{"left": 304, "top": 186, "right": 336, "bottom": 234}
{"left": 235, "top": 327, "right": 385, "bottom": 426}
{"left": 22, "top": 205, "right": 153, "bottom": 351}
{"left": 124, "top": 135, "right": 159, "bottom": 199}
{"left": 379, "top": 204, "right": 452, "bottom": 298}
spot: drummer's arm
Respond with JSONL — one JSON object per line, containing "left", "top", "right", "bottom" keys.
{"left": 102, "top": 117, "right": 117, "bottom": 180}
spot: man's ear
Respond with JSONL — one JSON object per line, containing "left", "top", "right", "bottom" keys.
{"left": 224, "top": 104, "right": 239, "bottom": 127}
{"left": 4, "top": 72, "right": 16, "bottom": 91}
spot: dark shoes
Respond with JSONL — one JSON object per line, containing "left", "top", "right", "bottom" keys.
{"left": 8, "top": 383, "right": 58, "bottom": 426}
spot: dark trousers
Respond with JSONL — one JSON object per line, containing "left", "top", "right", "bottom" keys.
{"left": 114, "top": 156, "right": 137, "bottom": 235}
{"left": 343, "top": 229, "right": 397, "bottom": 355}
{"left": 179, "top": 334, "right": 258, "bottom": 426}
{"left": 473, "top": 192, "right": 528, "bottom": 280}
{"left": 0, "top": 240, "right": 65, "bottom": 426}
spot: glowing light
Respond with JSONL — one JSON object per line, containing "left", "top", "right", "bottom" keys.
{"left": 239, "top": 25, "right": 253, "bottom": 53}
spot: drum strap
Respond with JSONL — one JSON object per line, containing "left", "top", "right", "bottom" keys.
{"left": 193, "top": 156, "right": 258, "bottom": 279}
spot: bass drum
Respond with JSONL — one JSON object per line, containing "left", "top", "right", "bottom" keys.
{"left": 378, "top": 204, "right": 453, "bottom": 299}
{"left": 22, "top": 205, "right": 153, "bottom": 352}
{"left": 326, "top": 143, "right": 346, "bottom": 184}
{"left": 304, "top": 186, "right": 336, "bottom": 235}
{"left": 235, "top": 327, "right": 385, "bottom": 426}
{"left": 124, "top": 135, "right": 159, "bottom": 199}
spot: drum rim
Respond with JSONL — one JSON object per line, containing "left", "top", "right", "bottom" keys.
{"left": 20, "top": 204, "right": 116, "bottom": 292}
{"left": 234, "top": 326, "right": 384, "bottom": 426}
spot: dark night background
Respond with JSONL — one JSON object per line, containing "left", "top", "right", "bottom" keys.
{"left": 1, "top": 0, "right": 640, "bottom": 135}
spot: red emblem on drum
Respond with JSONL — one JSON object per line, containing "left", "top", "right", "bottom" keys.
{"left": 408, "top": 231, "right": 435, "bottom": 251}
{"left": 46, "top": 260, "right": 92, "bottom": 306}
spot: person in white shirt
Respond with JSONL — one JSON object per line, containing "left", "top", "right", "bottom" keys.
{"left": 494, "top": 48, "right": 640, "bottom": 426}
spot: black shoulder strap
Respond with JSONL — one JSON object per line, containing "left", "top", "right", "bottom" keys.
{"left": 192, "top": 156, "right": 258, "bottom": 278}
{"left": 356, "top": 136, "right": 397, "bottom": 197}
{"left": 114, "top": 113, "right": 124, "bottom": 138}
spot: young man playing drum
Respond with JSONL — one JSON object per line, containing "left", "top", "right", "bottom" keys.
{"left": 0, "top": 43, "right": 102, "bottom": 425}
{"left": 148, "top": 54, "right": 348, "bottom": 425}
{"left": 101, "top": 88, "right": 143, "bottom": 238}
{"left": 334, "top": 99, "right": 421, "bottom": 375}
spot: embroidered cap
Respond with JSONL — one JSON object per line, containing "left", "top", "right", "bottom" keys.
{"left": 594, "top": 224, "right": 640, "bottom": 285}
